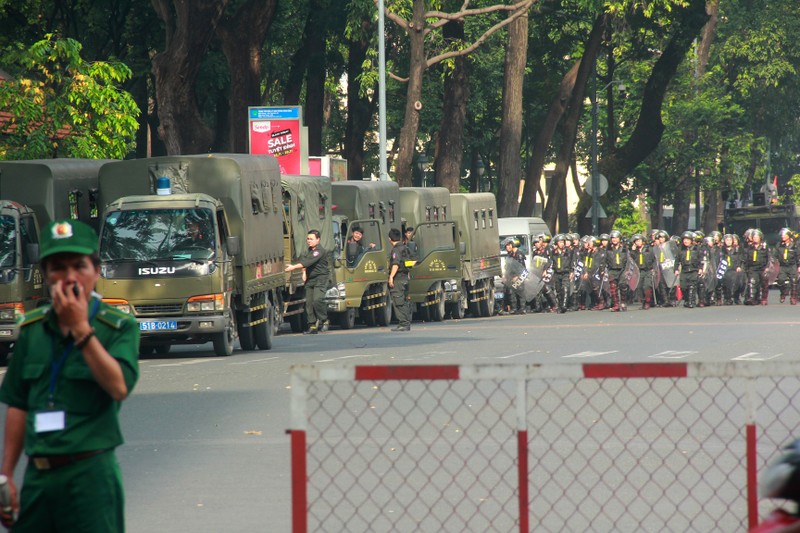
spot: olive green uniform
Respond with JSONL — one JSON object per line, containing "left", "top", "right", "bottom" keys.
{"left": 0, "top": 298, "right": 140, "bottom": 532}
{"left": 298, "top": 245, "right": 330, "bottom": 326}
{"left": 390, "top": 242, "right": 412, "bottom": 329}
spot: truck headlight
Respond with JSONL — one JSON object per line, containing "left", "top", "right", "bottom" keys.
{"left": 187, "top": 294, "right": 224, "bottom": 312}
{"left": 102, "top": 299, "right": 132, "bottom": 314}
{"left": 0, "top": 302, "right": 23, "bottom": 322}
{"left": 326, "top": 282, "right": 346, "bottom": 299}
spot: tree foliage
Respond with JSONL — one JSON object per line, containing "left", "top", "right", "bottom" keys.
{"left": 0, "top": 34, "right": 139, "bottom": 160}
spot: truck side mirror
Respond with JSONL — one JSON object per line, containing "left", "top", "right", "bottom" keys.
{"left": 26, "top": 243, "right": 39, "bottom": 265}
{"left": 226, "top": 236, "right": 240, "bottom": 257}
{"left": 459, "top": 242, "right": 466, "bottom": 255}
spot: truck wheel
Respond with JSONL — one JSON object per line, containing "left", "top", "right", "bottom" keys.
{"left": 213, "top": 314, "right": 235, "bottom": 356}
{"left": 478, "top": 280, "right": 496, "bottom": 317}
{"left": 376, "top": 287, "right": 391, "bottom": 327}
{"left": 236, "top": 310, "right": 256, "bottom": 351}
{"left": 338, "top": 308, "right": 356, "bottom": 329}
{"left": 429, "top": 283, "right": 446, "bottom": 322}
{"left": 361, "top": 305, "right": 377, "bottom": 327}
{"left": 254, "top": 305, "right": 273, "bottom": 350}
{"left": 449, "top": 284, "right": 467, "bottom": 320}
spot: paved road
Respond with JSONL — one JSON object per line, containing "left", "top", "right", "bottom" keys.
{"left": 0, "top": 292, "right": 798, "bottom": 531}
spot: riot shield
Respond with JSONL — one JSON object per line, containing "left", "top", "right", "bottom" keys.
{"left": 700, "top": 254, "right": 718, "bottom": 293}
{"left": 525, "top": 255, "right": 551, "bottom": 301}
{"left": 716, "top": 257, "right": 729, "bottom": 280}
{"left": 502, "top": 256, "right": 544, "bottom": 303}
{"left": 656, "top": 242, "right": 677, "bottom": 288}
{"left": 621, "top": 256, "right": 640, "bottom": 292}
{"left": 766, "top": 256, "right": 780, "bottom": 285}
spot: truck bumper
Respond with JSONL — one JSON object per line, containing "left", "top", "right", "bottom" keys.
{"left": 0, "top": 323, "right": 19, "bottom": 343}
{"left": 136, "top": 315, "right": 225, "bottom": 343}
{"left": 325, "top": 298, "right": 348, "bottom": 313}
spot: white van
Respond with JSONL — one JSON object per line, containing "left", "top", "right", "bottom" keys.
{"left": 495, "top": 217, "right": 552, "bottom": 309}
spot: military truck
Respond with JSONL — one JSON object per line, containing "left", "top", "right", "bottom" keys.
{"left": 0, "top": 159, "right": 108, "bottom": 360}
{"left": 399, "top": 187, "right": 461, "bottom": 322}
{"left": 326, "top": 180, "right": 401, "bottom": 329}
{"left": 280, "top": 174, "right": 334, "bottom": 332}
{"left": 96, "top": 154, "right": 284, "bottom": 356}
{"left": 449, "top": 193, "right": 502, "bottom": 318}
{"left": 724, "top": 203, "right": 800, "bottom": 245}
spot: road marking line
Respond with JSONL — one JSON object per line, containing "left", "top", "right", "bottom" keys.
{"left": 490, "top": 350, "right": 538, "bottom": 360}
{"left": 230, "top": 357, "right": 280, "bottom": 365}
{"left": 151, "top": 359, "right": 224, "bottom": 367}
{"left": 732, "top": 352, "right": 784, "bottom": 361}
{"left": 650, "top": 351, "right": 698, "bottom": 360}
{"left": 563, "top": 350, "right": 618, "bottom": 359}
{"left": 314, "top": 354, "right": 378, "bottom": 363}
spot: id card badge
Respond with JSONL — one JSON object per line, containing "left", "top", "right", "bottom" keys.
{"left": 34, "top": 410, "right": 65, "bottom": 433}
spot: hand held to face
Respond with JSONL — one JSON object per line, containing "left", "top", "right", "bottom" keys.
{"left": 51, "top": 280, "right": 90, "bottom": 334}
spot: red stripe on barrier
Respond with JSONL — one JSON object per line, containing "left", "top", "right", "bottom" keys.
{"left": 747, "top": 424, "right": 758, "bottom": 529}
{"left": 518, "top": 430, "right": 529, "bottom": 533}
{"left": 355, "top": 365, "right": 460, "bottom": 381}
{"left": 583, "top": 363, "right": 688, "bottom": 379}
{"left": 290, "top": 430, "right": 307, "bottom": 533}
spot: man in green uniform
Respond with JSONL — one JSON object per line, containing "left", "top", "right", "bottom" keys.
{"left": 388, "top": 228, "right": 412, "bottom": 331}
{"left": 0, "top": 219, "right": 140, "bottom": 532}
{"left": 285, "top": 229, "right": 330, "bottom": 334}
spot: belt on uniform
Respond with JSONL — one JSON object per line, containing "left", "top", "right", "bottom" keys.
{"left": 30, "top": 449, "right": 109, "bottom": 471}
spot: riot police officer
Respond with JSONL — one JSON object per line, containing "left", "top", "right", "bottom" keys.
{"left": 675, "top": 231, "right": 702, "bottom": 308}
{"left": 743, "top": 229, "right": 770, "bottom": 305}
{"left": 630, "top": 233, "right": 656, "bottom": 309}
{"left": 773, "top": 227, "right": 798, "bottom": 305}
{"left": 604, "top": 230, "right": 629, "bottom": 312}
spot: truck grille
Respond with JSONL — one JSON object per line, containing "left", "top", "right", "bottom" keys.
{"left": 134, "top": 304, "right": 183, "bottom": 316}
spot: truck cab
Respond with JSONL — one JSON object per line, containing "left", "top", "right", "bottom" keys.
{"left": 0, "top": 159, "right": 107, "bottom": 360}
{"left": 97, "top": 154, "right": 284, "bottom": 356}
{"left": 326, "top": 180, "right": 400, "bottom": 329}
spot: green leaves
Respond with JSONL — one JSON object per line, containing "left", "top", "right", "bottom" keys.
{"left": 0, "top": 34, "right": 139, "bottom": 160}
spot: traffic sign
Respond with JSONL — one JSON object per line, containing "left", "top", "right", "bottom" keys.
{"left": 585, "top": 203, "right": 607, "bottom": 219}
{"left": 584, "top": 174, "right": 609, "bottom": 197}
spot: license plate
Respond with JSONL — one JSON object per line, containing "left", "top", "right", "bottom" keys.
{"left": 495, "top": 292, "right": 504, "bottom": 299}
{"left": 140, "top": 320, "right": 178, "bottom": 331}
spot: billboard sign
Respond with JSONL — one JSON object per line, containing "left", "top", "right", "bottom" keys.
{"left": 248, "top": 106, "right": 302, "bottom": 174}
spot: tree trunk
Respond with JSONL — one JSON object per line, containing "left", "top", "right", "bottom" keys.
{"left": 151, "top": 0, "right": 228, "bottom": 155}
{"left": 393, "top": 0, "right": 427, "bottom": 188}
{"left": 672, "top": 176, "right": 691, "bottom": 233}
{"left": 576, "top": 0, "right": 710, "bottom": 234}
{"left": 496, "top": 10, "right": 528, "bottom": 216}
{"left": 518, "top": 61, "right": 580, "bottom": 216}
{"left": 542, "top": 14, "right": 608, "bottom": 232}
{"left": 434, "top": 19, "right": 469, "bottom": 193}
{"left": 217, "top": 0, "right": 278, "bottom": 153}
{"left": 343, "top": 21, "right": 376, "bottom": 181}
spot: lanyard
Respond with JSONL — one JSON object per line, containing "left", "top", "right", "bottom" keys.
{"left": 48, "top": 298, "right": 100, "bottom": 405}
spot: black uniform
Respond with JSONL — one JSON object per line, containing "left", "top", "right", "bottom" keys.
{"left": 389, "top": 241, "right": 413, "bottom": 329}
{"left": 504, "top": 248, "right": 527, "bottom": 313}
{"left": 299, "top": 244, "right": 330, "bottom": 327}
{"left": 773, "top": 239, "right": 799, "bottom": 304}
{"left": 743, "top": 242, "right": 770, "bottom": 305}
{"left": 630, "top": 244, "right": 656, "bottom": 309}
{"left": 604, "top": 244, "right": 629, "bottom": 311}
{"left": 551, "top": 246, "right": 572, "bottom": 313}
{"left": 677, "top": 243, "right": 702, "bottom": 308}
{"left": 719, "top": 244, "right": 743, "bottom": 305}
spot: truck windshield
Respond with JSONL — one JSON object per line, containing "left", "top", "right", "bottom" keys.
{"left": 0, "top": 216, "right": 16, "bottom": 268}
{"left": 100, "top": 208, "right": 216, "bottom": 261}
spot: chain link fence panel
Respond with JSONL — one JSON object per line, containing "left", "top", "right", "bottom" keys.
{"left": 289, "top": 363, "right": 800, "bottom": 533}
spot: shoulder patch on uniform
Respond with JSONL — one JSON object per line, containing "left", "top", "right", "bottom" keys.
{"left": 20, "top": 306, "right": 49, "bottom": 327}
{"left": 96, "top": 307, "right": 135, "bottom": 330}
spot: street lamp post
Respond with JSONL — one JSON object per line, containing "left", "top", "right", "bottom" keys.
{"left": 590, "top": 63, "right": 599, "bottom": 235}
{"left": 590, "top": 67, "right": 625, "bottom": 235}
{"left": 377, "top": 0, "right": 388, "bottom": 181}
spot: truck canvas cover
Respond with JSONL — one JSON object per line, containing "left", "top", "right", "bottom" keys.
{"left": 281, "top": 174, "right": 334, "bottom": 254}
{"left": 99, "top": 153, "right": 283, "bottom": 267}
{"left": 0, "top": 159, "right": 111, "bottom": 231}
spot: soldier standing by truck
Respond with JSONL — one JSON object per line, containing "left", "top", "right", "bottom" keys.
{"left": 285, "top": 230, "right": 330, "bottom": 334}
{"left": 388, "top": 229, "right": 412, "bottom": 331}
